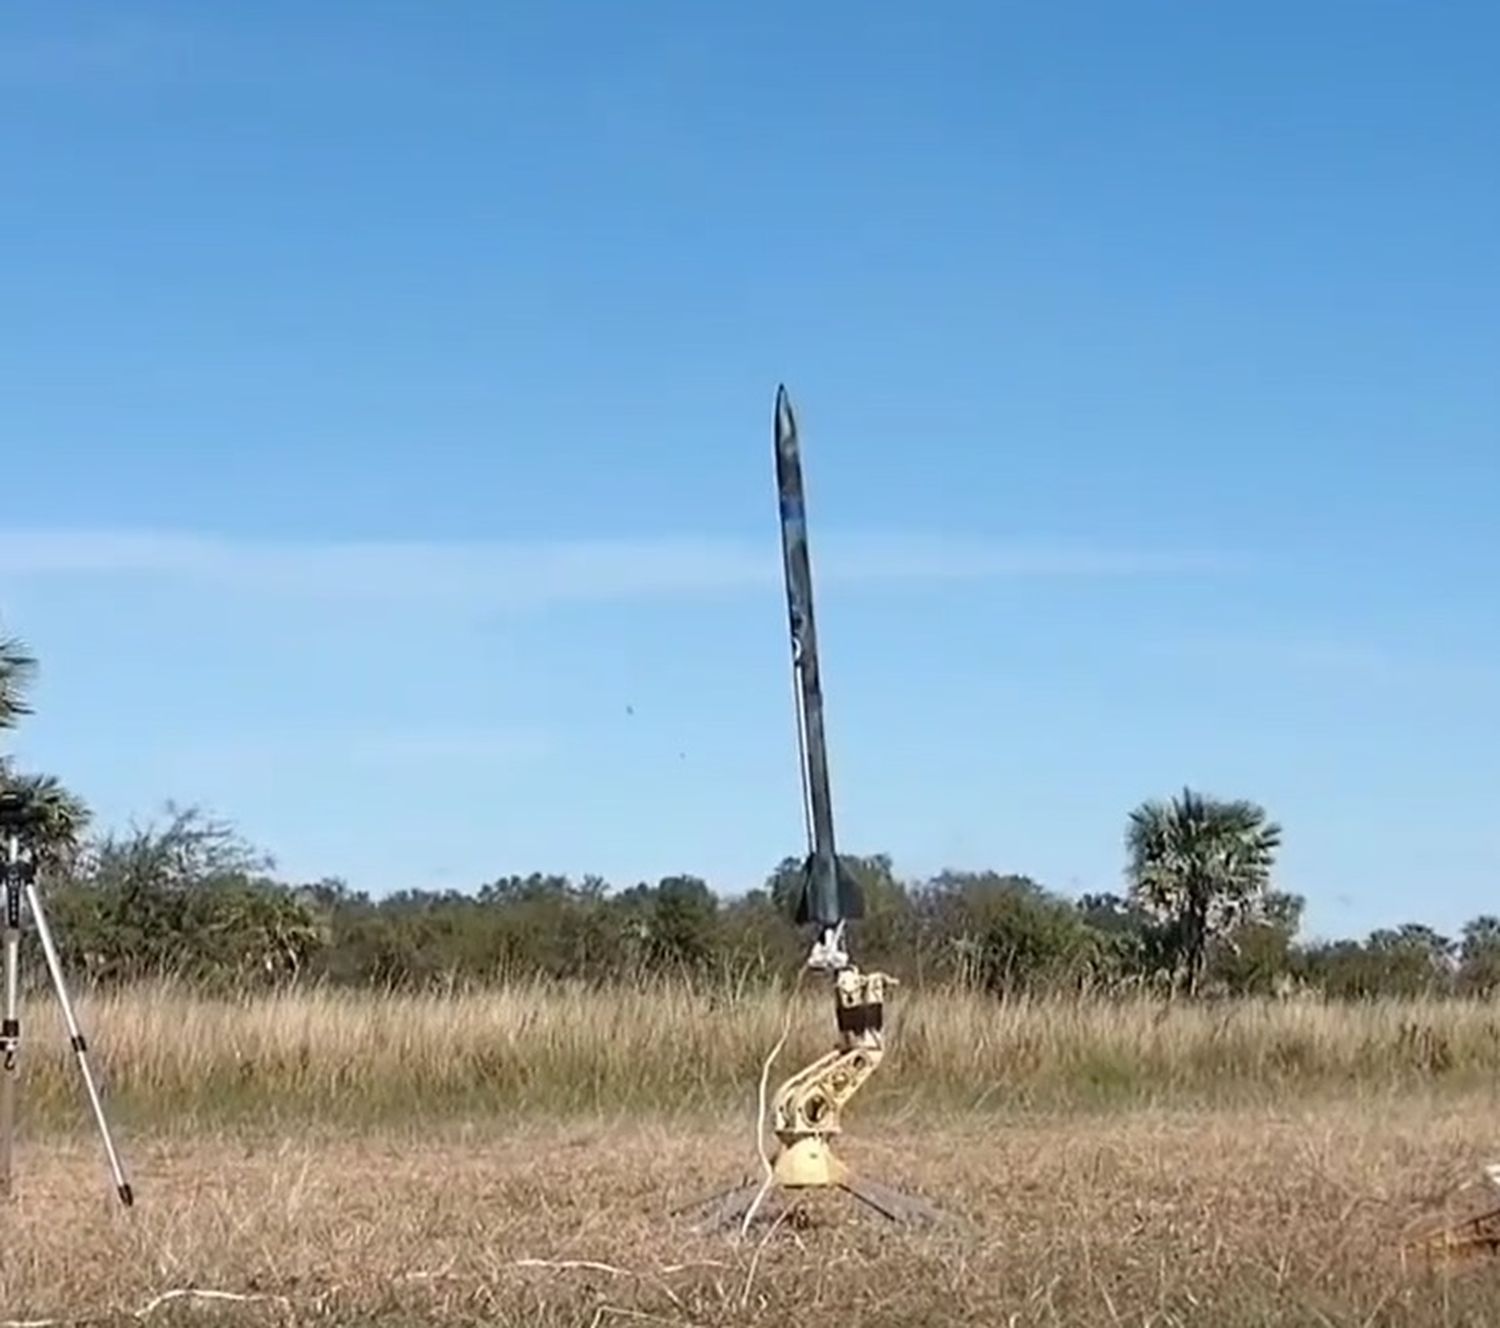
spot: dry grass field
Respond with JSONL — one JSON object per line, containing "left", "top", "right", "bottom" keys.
{"left": 6, "top": 984, "right": 1500, "bottom": 1325}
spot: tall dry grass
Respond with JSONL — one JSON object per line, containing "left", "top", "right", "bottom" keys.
{"left": 11, "top": 980, "right": 1500, "bottom": 1131}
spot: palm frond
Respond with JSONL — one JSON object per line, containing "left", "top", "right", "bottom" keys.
{"left": 0, "top": 635, "right": 37, "bottom": 730}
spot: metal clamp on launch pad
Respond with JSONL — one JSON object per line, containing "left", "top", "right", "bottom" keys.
{"left": 834, "top": 966, "right": 890, "bottom": 1040}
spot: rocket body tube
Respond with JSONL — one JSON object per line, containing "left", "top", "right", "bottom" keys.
{"left": 773, "top": 386, "right": 863, "bottom": 929}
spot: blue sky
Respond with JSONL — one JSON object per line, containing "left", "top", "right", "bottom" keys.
{"left": 3, "top": 2, "right": 1497, "bottom": 941}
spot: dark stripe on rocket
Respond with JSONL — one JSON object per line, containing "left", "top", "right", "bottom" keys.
{"left": 773, "top": 385, "right": 864, "bottom": 928}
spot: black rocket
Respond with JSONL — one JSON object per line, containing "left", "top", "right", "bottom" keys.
{"left": 773, "top": 385, "right": 864, "bottom": 931}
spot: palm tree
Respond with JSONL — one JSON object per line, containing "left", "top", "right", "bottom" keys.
{"left": 0, "top": 635, "right": 36, "bottom": 730}
{"left": 1126, "top": 787, "right": 1281, "bottom": 996}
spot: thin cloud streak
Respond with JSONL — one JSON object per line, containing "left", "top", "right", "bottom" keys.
{"left": 1149, "top": 631, "right": 1500, "bottom": 693}
{"left": 0, "top": 529, "right": 1236, "bottom": 609}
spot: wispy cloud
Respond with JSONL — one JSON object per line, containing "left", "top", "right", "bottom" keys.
{"left": 1151, "top": 631, "right": 1500, "bottom": 692}
{"left": 0, "top": 529, "right": 1232, "bottom": 610}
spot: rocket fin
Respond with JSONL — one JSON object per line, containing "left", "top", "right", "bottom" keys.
{"left": 837, "top": 860, "right": 866, "bottom": 920}
{"left": 792, "top": 856, "right": 866, "bottom": 925}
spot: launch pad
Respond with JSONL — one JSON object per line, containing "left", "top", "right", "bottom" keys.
{"left": 679, "top": 961, "right": 948, "bottom": 1234}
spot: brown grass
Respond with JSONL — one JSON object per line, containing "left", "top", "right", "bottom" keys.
{"left": 6, "top": 985, "right": 1500, "bottom": 1323}
{"left": 5, "top": 1101, "right": 1500, "bottom": 1325}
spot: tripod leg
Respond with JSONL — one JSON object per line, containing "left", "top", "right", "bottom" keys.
{"left": 23, "top": 882, "right": 133, "bottom": 1207}
{"left": 0, "top": 877, "right": 18, "bottom": 1202}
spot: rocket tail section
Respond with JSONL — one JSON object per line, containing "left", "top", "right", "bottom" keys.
{"left": 793, "top": 857, "right": 866, "bottom": 926}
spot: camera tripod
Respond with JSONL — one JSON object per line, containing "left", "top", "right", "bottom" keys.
{"left": 0, "top": 818, "right": 133, "bottom": 1206}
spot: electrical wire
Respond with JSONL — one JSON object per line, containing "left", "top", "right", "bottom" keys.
{"left": 739, "top": 965, "right": 807, "bottom": 1238}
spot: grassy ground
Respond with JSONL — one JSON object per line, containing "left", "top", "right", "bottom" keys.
{"left": 8, "top": 1103, "right": 1500, "bottom": 1325}
{"left": 6, "top": 986, "right": 1500, "bottom": 1324}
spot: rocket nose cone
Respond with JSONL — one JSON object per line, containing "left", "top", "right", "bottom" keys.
{"left": 774, "top": 385, "right": 797, "bottom": 445}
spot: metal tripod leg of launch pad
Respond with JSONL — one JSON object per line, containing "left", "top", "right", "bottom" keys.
{"left": 678, "top": 965, "right": 951, "bottom": 1234}
{"left": 685, "top": 1172, "right": 947, "bottom": 1235}
{"left": 0, "top": 828, "right": 134, "bottom": 1208}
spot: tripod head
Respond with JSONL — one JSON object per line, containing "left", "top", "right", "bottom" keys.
{"left": 0, "top": 796, "right": 44, "bottom": 875}
{"left": 0, "top": 793, "right": 45, "bottom": 836}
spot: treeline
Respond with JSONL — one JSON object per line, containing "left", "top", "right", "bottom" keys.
{"left": 5, "top": 635, "right": 1496, "bottom": 1001}
{"left": 19, "top": 805, "right": 1500, "bottom": 1000}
